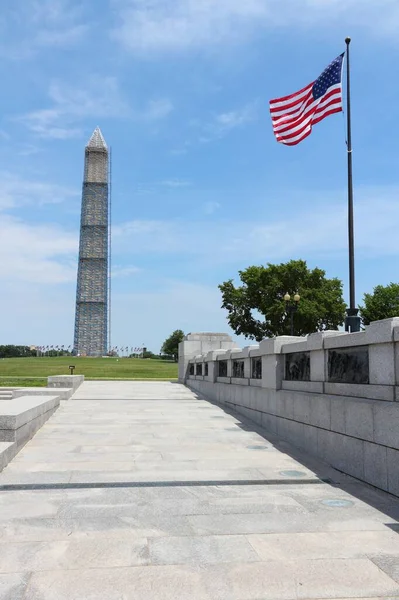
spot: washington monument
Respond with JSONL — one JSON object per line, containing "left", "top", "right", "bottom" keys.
{"left": 73, "top": 127, "right": 109, "bottom": 356}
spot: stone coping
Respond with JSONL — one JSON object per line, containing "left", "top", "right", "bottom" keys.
{"left": 0, "top": 395, "right": 60, "bottom": 431}
{"left": 12, "top": 388, "right": 72, "bottom": 400}
{"left": 0, "top": 442, "right": 15, "bottom": 472}
{"left": 48, "top": 375, "right": 84, "bottom": 391}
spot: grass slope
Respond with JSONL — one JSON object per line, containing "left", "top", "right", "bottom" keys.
{"left": 0, "top": 357, "right": 178, "bottom": 386}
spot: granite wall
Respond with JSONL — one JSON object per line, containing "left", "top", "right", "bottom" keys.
{"left": 180, "top": 318, "right": 399, "bottom": 497}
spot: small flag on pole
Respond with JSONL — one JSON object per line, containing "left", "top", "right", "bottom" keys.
{"left": 269, "top": 53, "right": 344, "bottom": 146}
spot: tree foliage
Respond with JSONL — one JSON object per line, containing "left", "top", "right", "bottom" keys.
{"left": 161, "top": 329, "right": 185, "bottom": 361}
{"left": 359, "top": 283, "right": 399, "bottom": 326}
{"left": 219, "top": 260, "right": 346, "bottom": 340}
{"left": 0, "top": 345, "right": 36, "bottom": 358}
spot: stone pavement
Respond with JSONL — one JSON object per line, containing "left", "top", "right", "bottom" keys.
{"left": 0, "top": 381, "right": 398, "bottom": 599}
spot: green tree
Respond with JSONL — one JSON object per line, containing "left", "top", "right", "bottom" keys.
{"left": 161, "top": 329, "right": 185, "bottom": 361}
{"left": 219, "top": 260, "right": 346, "bottom": 340}
{"left": 359, "top": 283, "right": 399, "bottom": 326}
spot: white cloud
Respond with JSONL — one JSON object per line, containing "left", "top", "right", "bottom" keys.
{"left": 0, "top": 214, "right": 77, "bottom": 284}
{"left": 0, "top": 1, "right": 89, "bottom": 59}
{"left": 144, "top": 99, "right": 174, "bottom": 120}
{"left": 199, "top": 102, "right": 258, "bottom": 143}
{"left": 112, "top": 265, "right": 141, "bottom": 278}
{"left": 0, "top": 281, "right": 76, "bottom": 346}
{"left": 19, "top": 77, "right": 129, "bottom": 139}
{"left": 113, "top": 186, "right": 399, "bottom": 263}
{"left": 161, "top": 179, "right": 191, "bottom": 188}
{"left": 112, "top": 0, "right": 399, "bottom": 54}
{"left": 203, "top": 201, "right": 221, "bottom": 215}
{"left": 0, "top": 172, "right": 78, "bottom": 211}
{"left": 17, "top": 79, "right": 172, "bottom": 139}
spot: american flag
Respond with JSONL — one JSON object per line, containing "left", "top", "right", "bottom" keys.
{"left": 269, "top": 53, "right": 344, "bottom": 146}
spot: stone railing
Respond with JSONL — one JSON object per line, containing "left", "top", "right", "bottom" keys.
{"left": 179, "top": 318, "right": 399, "bottom": 497}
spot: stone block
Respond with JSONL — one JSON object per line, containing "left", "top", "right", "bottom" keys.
{"left": 324, "top": 331, "right": 366, "bottom": 348}
{"left": 259, "top": 336, "right": 299, "bottom": 355}
{"left": 225, "top": 348, "right": 241, "bottom": 359}
{"left": 344, "top": 399, "right": 374, "bottom": 442}
{"left": 373, "top": 402, "right": 399, "bottom": 450}
{"left": 248, "top": 345, "right": 261, "bottom": 357}
{"left": 276, "top": 392, "right": 295, "bottom": 420}
{"left": 0, "top": 441, "right": 15, "bottom": 472}
{"left": 309, "top": 394, "right": 331, "bottom": 429}
{"left": 324, "top": 382, "right": 394, "bottom": 402}
{"left": 216, "top": 377, "right": 230, "bottom": 385}
{"left": 310, "top": 349, "right": 325, "bottom": 382}
{"left": 261, "top": 354, "right": 284, "bottom": 390}
{"left": 231, "top": 378, "right": 249, "bottom": 387}
{"left": 248, "top": 530, "right": 399, "bottom": 561}
{"left": 220, "top": 341, "right": 240, "bottom": 350}
{"left": 263, "top": 390, "right": 277, "bottom": 415}
{"left": 282, "top": 380, "right": 323, "bottom": 393}
{"left": 330, "top": 396, "right": 346, "bottom": 434}
{"left": 0, "top": 573, "right": 29, "bottom": 599}
{"left": 12, "top": 387, "right": 72, "bottom": 401}
{"left": 47, "top": 375, "right": 84, "bottom": 391}
{"left": 369, "top": 343, "right": 395, "bottom": 385}
{"left": 342, "top": 435, "right": 365, "bottom": 480}
{"left": 301, "top": 424, "right": 318, "bottom": 454}
{"left": 321, "top": 430, "right": 364, "bottom": 479}
{"left": 317, "top": 428, "right": 338, "bottom": 463}
{"left": 363, "top": 441, "right": 388, "bottom": 491}
{"left": 261, "top": 411, "right": 278, "bottom": 433}
{"left": 395, "top": 343, "right": 399, "bottom": 385}
{"left": 307, "top": 330, "right": 344, "bottom": 350}
{"left": 281, "top": 339, "right": 309, "bottom": 353}
{"left": 285, "top": 419, "right": 305, "bottom": 449}
{"left": 149, "top": 535, "right": 259, "bottom": 566}
{"left": 387, "top": 447, "right": 399, "bottom": 497}
{"left": 293, "top": 393, "right": 311, "bottom": 424}
{"left": 233, "top": 347, "right": 251, "bottom": 359}
{"left": 366, "top": 317, "right": 399, "bottom": 344}
{"left": 205, "top": 350, "right": 227, "bottom": 361}
{"left": 249, "top": 379, "right": 262, "bottom": 388}
{"left": 0, "top": 395, "right": 60, "bottom": 431}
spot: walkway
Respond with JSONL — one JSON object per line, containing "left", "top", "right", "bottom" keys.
{"left": 0, "top": 381, "right": 398, "bottom": 599}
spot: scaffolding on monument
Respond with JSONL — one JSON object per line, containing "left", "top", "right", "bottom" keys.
{"left": 73, "top": 127, "right": 109, "bottom": 357}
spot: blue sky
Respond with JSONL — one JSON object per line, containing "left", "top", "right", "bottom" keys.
{"left": 1, "top": 0, "right": 399, "bottom": 353}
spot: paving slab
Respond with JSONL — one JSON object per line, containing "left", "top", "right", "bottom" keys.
{"left": 0, "top": 380, "right": 397, "bottom": 599}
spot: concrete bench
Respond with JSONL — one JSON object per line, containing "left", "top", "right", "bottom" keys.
{"left": 12, "top": 387, "right": 73, "bottom": 401}
{"left": 0, "top": 395, "right": 61, "bottom": 472}
{"left": 48, "top": 375, "right": 84, "bottom": 391}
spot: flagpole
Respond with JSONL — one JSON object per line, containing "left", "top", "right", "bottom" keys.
{"left": 344, "top": 37, "right": 361, "bottom": 333}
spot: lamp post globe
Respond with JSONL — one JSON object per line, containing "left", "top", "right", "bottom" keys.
{"left": 284, "top": 292, "right": 301, "bottom": 336}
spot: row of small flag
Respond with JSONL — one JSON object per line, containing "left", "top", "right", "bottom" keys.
{"left": 36, "top": 345, "right": 72, "bottom": 351}
{"left": 35, "top": 346, "right": 145, "bottom": 352}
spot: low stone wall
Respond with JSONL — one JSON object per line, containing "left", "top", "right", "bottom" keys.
{"left": 0, "top": 395, "right": 61, "bottom": 471}
{"left": 0, "top": 374, "right": 85, "bottom": 471}
{"left": 12, "top": 387, "right": 73, "bottom": 401}
{"left": 181, "top": 319, "right": 399, "bottom": 498}
{"left": 47, "top": 374, "right": 85, "bottom": 392}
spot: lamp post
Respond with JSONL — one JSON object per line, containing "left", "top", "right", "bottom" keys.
{"left": 284, "top": 292, "right": 300, "bottom": 336}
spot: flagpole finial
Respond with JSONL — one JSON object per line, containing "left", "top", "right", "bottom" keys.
{"left": 345, "top": 37, "right": 351, "bottom": 45}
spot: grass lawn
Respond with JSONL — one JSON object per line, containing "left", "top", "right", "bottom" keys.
{"left": 0, "top": 357, "right": 178, "bottom": 386}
